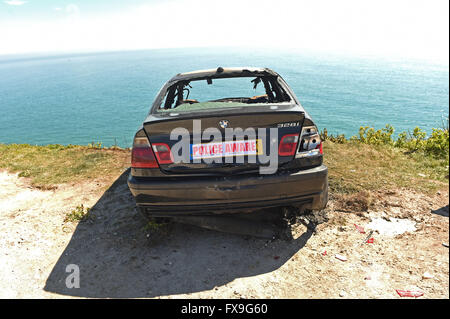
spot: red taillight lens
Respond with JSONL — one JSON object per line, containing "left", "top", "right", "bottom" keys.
{"left": 131, "top": 137, "right": 159, "bottom": 168}
{"left": 152, "top": 143, "right": 174, "bottom": 164}
{"left": 317, "top": 141, "right": 323, "bottom": 154}
{"left": 278, "top": 133, "right": 299, "bottom": 156}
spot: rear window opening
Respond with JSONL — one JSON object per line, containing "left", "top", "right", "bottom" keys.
{"left": 157, "top": 76, "right": 292, "bottom": 113}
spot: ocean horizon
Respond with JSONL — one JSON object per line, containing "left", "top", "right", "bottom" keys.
{"left": 0, "top": 47, "right": 448, "bottom": 148}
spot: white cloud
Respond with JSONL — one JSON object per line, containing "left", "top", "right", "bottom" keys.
{"left": 0, "top": 0, "right": 448, "bottom": 64}
{"left": 4, "top": 0, "right": 27, "bottom": 5}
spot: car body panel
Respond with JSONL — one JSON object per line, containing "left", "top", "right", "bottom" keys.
{"left": 129, "top": 165, "right": 328, "bottom": 216}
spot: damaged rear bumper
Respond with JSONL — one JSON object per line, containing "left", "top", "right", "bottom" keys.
{"left": 128, "top": 165, "right": 328, "bottom": 217}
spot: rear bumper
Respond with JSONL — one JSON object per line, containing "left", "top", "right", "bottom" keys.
{"left": 128, "top": 165, "right": 328, "bottom": 216}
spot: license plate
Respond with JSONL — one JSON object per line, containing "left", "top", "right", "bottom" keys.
{"left": 191, "top": 139, "right": 262, "bottom": 160}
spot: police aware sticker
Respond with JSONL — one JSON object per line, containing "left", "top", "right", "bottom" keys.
{"left": 191, "top": 139, "right": 262, "bottom": 159}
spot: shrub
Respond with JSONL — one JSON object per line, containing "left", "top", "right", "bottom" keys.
{"left": 64, "top": 204, "right": 91, "bottom": 222}
{"left": 351, "top": 124, "right": 448, "bottom": 160}
{"left": 88, "top": 141, "right": 103, "bottom": 149}
{"left": 354, "top": 124, "right": 395, "bottom": 146}
{"left": 320, "top": 128, "right": 347, "bottom": 144}
{"left": 424, "top": 128, "right": 449, "bottom": 158}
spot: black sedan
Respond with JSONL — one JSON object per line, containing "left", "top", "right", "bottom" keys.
{"left": 128, "top": 67, "right": 328, "bottom": 220}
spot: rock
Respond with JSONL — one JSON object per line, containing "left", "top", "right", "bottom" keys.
{"left": 418, "top": 173, "right": 426, "bottom": 177}
{"left": 339, "top": 290, "right": 347, "bottom": 297}
{"left": 442, "top": 242, "right": 449, "bottom": 248}
{"left": 335, "top": 254, "right": 347, "bottom": 262}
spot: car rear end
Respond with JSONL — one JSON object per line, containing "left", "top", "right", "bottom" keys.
{"left": 127, "top": 68, "right": 328, "bottom": 218}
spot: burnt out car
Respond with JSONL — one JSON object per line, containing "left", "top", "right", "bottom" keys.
{"left": 128, "top": 67, "right": 328, "bottom": 219}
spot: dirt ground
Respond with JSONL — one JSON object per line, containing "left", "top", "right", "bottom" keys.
{"left": 0, "top": 169, "right": 448, "bottom": 299}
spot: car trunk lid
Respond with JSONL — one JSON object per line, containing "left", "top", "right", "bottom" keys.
{"left": 143, "top": 106, "right": 305, "bottom": 175}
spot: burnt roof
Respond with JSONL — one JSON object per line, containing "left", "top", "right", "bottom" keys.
{"left": 169, "top": 67, "right": 279, "bottom": 83}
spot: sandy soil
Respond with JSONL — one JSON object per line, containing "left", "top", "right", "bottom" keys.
{"left": 0, "top": 169, "right": 448, "bottom": 299}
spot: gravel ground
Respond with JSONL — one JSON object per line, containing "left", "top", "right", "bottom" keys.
{"left": 0, "top": 169, "right": 448, "bottom": 298}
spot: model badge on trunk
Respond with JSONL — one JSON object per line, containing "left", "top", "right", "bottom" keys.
{"left": 219, "top": 120, "right": 229, "bottom": 129}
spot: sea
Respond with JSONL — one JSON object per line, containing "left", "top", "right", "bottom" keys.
{"left": 0, "top": 47, "right": 448, "bottom": 147}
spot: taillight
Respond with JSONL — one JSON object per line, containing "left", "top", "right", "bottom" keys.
{"left": 296, "top": 125, "right": 323, "bottom": 158}
{"left": 131, "top": 136, "right": 159, "bottom": 168}
{"left": 317, "top": 141, "right": 323, "bottom": 154}
{"left": 279, "top": 133, "right": 299, "bottom": 156}
{"left": 152, "top": 143, "right": 174, "bottom": 164}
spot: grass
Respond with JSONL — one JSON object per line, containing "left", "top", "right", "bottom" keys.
{"left": 0, "top": 143, "right": 130, "bottom": 189}
{"left": 0, "top": 141, "right": 447, "bottom": 195}
{"left": 324, "top": 141, "right": 448, "bottom": 195}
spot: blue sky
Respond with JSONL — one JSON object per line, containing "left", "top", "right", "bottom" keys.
{"left": 0, "top": 0, "right": 448, "bottom": 64}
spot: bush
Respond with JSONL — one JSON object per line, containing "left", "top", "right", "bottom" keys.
{"left": 424, "top": 128, "right": 449, "bottom": 157}
{"left": 320, "top": 128, "right": 347, "bottom": 144}
{"left": 352, "top": 124, "right": 395, "bottom": 146}
{"left": 64, "top": 204, "right": 92, "bottom": 222}
{"left": 350, "top": 124, "right": 449, "bottom": 160}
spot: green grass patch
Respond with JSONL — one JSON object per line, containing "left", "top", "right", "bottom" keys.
{"left": 0, "top": 143, "right": 130, "bottom": 188}
{"left": 324, "top": 140, "right": 448, "bottom": 195}
{"left": 322, "top": 123, "right": 449, "bottom": 195}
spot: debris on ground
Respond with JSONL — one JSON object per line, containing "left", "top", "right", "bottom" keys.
{"left": 442, "top": 243, "right": 449, "bottom": 248}
{"left": 361, "top": 230, "right": 374, "bottom": 245}
{"left": 354, "top": 224, "right": 366, "bottom": 233}
{"left": 422, "top": 272, "right": 434, "bottom": 279}
{"left": 366, "top": 237, "right": 374, "bottom": 244}
{"left": 322, "top": 250, "right": 327, "bottom": 256}
{"left": 335, "top": 254, "right": 347, "bottom": 262}
{"left": 366, "top": 217, "right": 416, "bottom": 236}
{"left": 396, "top": 290, "right": 424, "bottom": 298}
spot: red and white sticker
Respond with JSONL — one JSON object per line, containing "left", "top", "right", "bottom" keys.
{"left": 191, "top": 139, "right": 262, "bottom": 160}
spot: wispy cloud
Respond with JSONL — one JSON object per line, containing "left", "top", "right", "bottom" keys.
{"left": 4, "top": 0, "right": 27, "bottom": 5}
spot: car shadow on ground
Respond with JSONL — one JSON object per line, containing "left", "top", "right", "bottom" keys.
{"left": 432, "top": 205, "right": 449, "bottom": 218}
{"left": 44, "top": 169, "right": 314, "bottom": 298}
